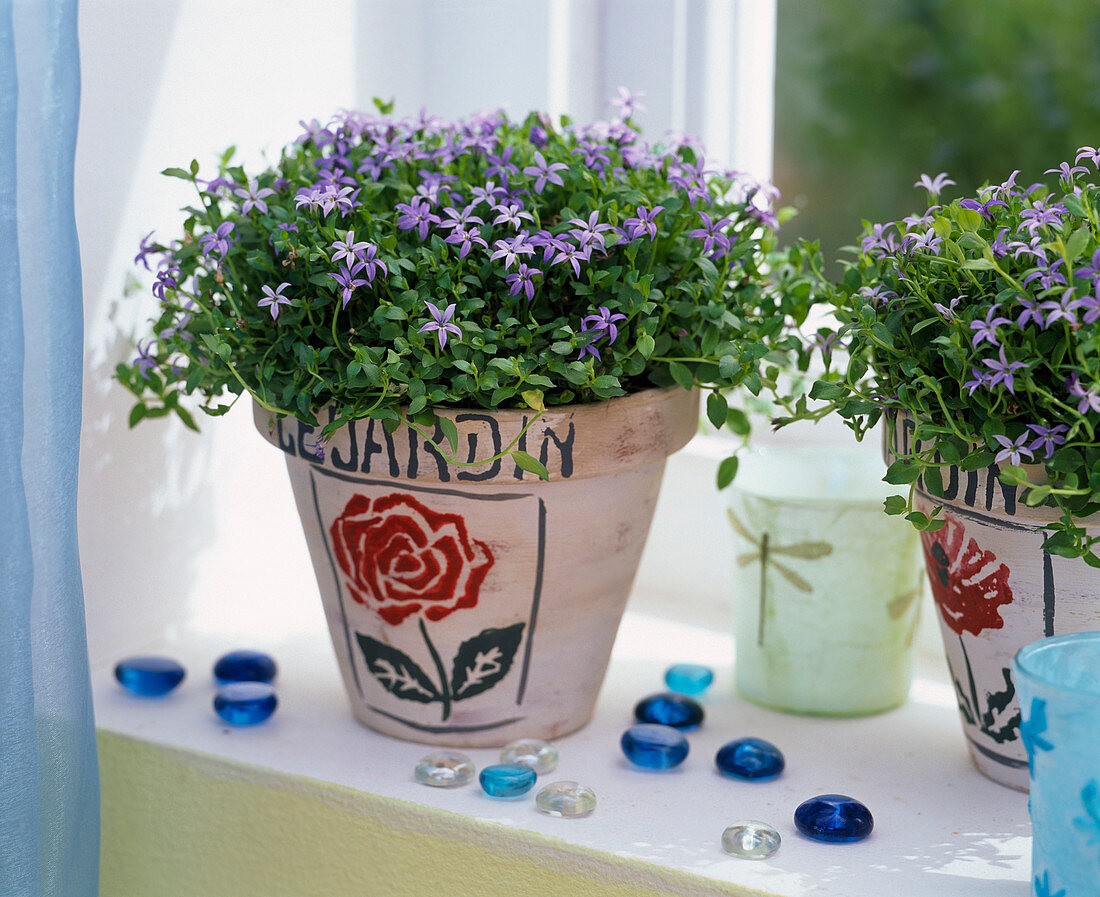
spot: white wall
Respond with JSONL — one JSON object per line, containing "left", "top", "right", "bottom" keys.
{"left": 76, "top": 1, "right": 778, "bottom": 667}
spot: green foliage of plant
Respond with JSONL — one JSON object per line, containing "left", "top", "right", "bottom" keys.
{"left": 117, "top": 99, "right": 812, "bottom": 477}
{"left": 774, "top": 161, "right": 1100, "bottom": 564}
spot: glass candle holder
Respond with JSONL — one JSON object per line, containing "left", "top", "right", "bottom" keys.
{"left": 1013, "top": 632, "right": 1100, "bottom": 896}
{"left": 728, "top": 442, "right": 924, "bottom": 716}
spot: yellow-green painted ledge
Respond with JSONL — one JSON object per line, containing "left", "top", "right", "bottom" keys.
{"left": 98, "top": 730, "right": 770, "bottom": 897}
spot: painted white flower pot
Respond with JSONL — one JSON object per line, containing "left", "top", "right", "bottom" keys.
{"left": 885, "top": 415, "right": 1100, "bottom": 790}
{"left": 255, "top": 387, "right": 698, "bottom": 747}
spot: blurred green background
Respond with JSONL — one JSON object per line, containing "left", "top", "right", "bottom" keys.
{"left": 773, "top": 0, "right": 1100, "bottom": 267}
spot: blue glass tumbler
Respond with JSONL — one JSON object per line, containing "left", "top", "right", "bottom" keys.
{"left": 1013, "top": 631, "right": 1100, "bottom": 897}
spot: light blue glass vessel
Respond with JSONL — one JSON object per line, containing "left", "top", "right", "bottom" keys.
{"left": 1014, "top": 632, "right": 1100, "bottom": 897}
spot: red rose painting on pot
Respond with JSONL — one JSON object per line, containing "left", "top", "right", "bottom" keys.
{"left": 330, "top": 492, "right": 495, "bottom": 626}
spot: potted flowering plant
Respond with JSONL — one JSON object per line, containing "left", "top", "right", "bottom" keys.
{"left": 775, "top": 153, "right": 1100, "bottom": 789}
{"left": 117, "top": 94, "right": 808, "bottom": 746}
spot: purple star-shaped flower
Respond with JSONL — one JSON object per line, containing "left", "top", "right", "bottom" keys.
{"left": 568, "top": 211, "right": 616, "bottom": 250}
{"left": 443, "top": 226, "right": 488, "bottom": 259}
{"left": 328, "top": 263, "right": 368, "bottom": 309}
{"left": 258, "top": 282, "right": 292, "bottom": 320}
{"left": 437, "top": 204, "right": 485, "bottom": 233}
{"left": 903, "top": 228, "right": 942, "bottom": 256}
{"left": 330, "top": 230, "right": 370, "bottom": 265}
{"left": 992, "top": 433, "right": 1034, "bottom": 467}
{"left": 134, "top": 339, "right": 159, "bottom": 377}
{"left": 1066, "top": 373, "right": 1100, "bottom": 414}
{"left": 623, "top": 205, "right": 664, "bottom": 241}
{"left": 609, "top": 86, "right": 647, "bottom": 121}
{"left": 199, "top": 221, "right": 235, "bottom": 259}
{"left": 689, "top": 212, "right": 733, "bottom": 256}
{"left": 134, "top": 230, "right": 158, "bottom": 270}
{"left": 962, "top": 367, "right": 991, "bottom": 395}
{"left": 484, "top": 145, "right": 520, "bottom": 182}
{"left": 933, "top": 297, "right": 961, "bottom": 321}
{"left": 982, "top": 346, "right": 1028, "bottom": 393}
{"left": 970, "top": 305, "right": 1012, "bottom": 348}
{"left": 235, "top": 179, "right": 276, "bottom": 215}
{"left": 1016, "top": 295, "right": 1047, "bottom": 329}
{"left": 490, "top": 233, "right": 535, "bottom": 269}
{"left": 1045, "top": 161, "right": 1088, "bottom": 180}
{"left": 506, "top": 263, "right": 541, "bottom": 301}
{"left": 522, "top": 151, "right": 569, "bottom": 194}
{"left": 1040, "top": 290, "right": 1082, "bottom": 327}
{"left": 493, "top": 203, "right": 535, "bottom": 229}
{"left": 417, "top": 301, "right": 462, "bottom": 349}
{"left": 1075, "top": 146, "right": 1100, "bottom": 168}
{"left": 914, "top": 172, "right": 956, "bottom": 196}
{"left": 552, "top": 241, "right": 593, "bottom": 279}
{"left": 395, "top": 197, "right": 441, "bottom": 240}
{"left": 581, "top": 306, "right": 628, "bottom": 346}
{"left": 1027, "top": 424, "right": 1068, "bottom": 459}
{"left": 857, "top": 285, "right": 898, "bottom": 307}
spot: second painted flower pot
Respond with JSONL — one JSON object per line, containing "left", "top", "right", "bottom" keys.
{"left": 886, "top": 415, "right": 1100, "bottom": 790}
{"left": 255, "top": 387, "right": 698, "bottom": 747}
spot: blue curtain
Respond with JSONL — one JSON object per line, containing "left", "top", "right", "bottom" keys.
{"left": 1, "top": 1, "right": 100, "bottom": 896}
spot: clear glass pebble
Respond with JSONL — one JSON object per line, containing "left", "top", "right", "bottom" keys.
{"left": 536, "top": 781, "right": 596, "bottom": 818}
{"left": 415, "top": 752, "right": 475, "bottom": 788}
{"left": 722, "top": 821, "right": 781, "bottom": 859}
{"left": 213, "top": 681, "right": 277, "bottom": 726}
{"left": 716, "top": 737, "right": 785, "bottom": 781}
{"left": 634, "top": 692, "right": 705, "bottom": 730}
{"left": 620, "top": 723, "right": 690, "bottom": 770}
{"left": 479, "top": 763, "right": 537, "bottom": 798}
{"left": 214, "top": 649, "right": 277, "bottom": 685}
{"left": 794, "top": 794, "right": 874, "bottom": 843}
{"left": 500, "top": 738, "right": 558, "bottom": 774}
{"left": 114, "top": 656, "right": 186, "bottom": 697}
{"left": 664, "top": 663, "right": 714, "bottom": 695}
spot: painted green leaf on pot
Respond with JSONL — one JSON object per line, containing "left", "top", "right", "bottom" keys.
{"left": 450, "top": 623, "right": 525, "bottom": 701}
{"left": 356, "top": 633, "right": 441, "bottom": 704}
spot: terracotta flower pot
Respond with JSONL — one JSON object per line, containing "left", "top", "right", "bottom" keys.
{"left": 885, "top": 415, "right": 1100, "bottom": 790}
{"left": 255, "top": 387, "right": 698, "bottom": 746}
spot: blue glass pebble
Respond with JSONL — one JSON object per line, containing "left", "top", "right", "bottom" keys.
{"left": 213, "top": 682, "right": 278, "bottom": 726}
{"left": 716, "top": 737, "right": 785, "bottom": 781}
{"left": 621, "top": 723, "right": 690, "bottom": 770}
{"left": 794, "top": 794, "right": 874, "bottom": 843}
{"left": 114, "top": 656, "right": 185, "bottom": 697}
{"left": 634, "top": 692, "right": 704, "bottom": 730}
{"left": 664, "top": 663, "right": 714, "bottom": 695}
{"left": 479, "top": 763, "right": 537, "bottom": 798}
{"left": 214, "top": 649, "right": 277, "bottom": 685}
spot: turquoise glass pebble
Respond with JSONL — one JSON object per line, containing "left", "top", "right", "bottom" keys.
{"left": 479, "top": 763, "right": 537, "bottom": 798}
{"left": 213, "top": 682, "right": 278, "bottom": 726}
{"left": 214, "top": 649, "right": 277, "bottom": 685}
{"left": 114, "top": 656, "right": 186, "bottom": 697}
{"left": 621, "top": 723, "right": 690, "bottom": 769}
{"left": 634, "top": 692, "right": 704, "bottom": 730}
{"left": 664, "top": 663, "right": 714, "bottom": 695}
{"left": 794, "top": 794, "right": 874, "bottom": 843}
{"left": 716, "top": 737, "right": 785, "bottom": 781}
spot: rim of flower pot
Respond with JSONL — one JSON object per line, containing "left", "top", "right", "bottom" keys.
{"left": 253, "top": 384, "right": 701, "bottom": 483}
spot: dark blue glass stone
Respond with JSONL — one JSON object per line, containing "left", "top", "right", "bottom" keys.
{"left": 634, "top": 692, "right": 704, "bottom": 730}
{"left": 479, "top": 764, "right": 537, "bottom": 798}
{"left": 716, "top": 737, "right": 785, "bottom": 781}
{"left": 114, "top": 656, "right": 185, "bottom": 697}
{"left": 664, "top": 663, "right": 714, "bottom": 695}
{"left": 794, "top": 794, "right": 874, "bottom": 843}
{"left": 621, "top": 724, "right": 690, "bottom": 770}
{"left": 213, "top": 649, "right": 277, "bottom": 685}
{"left": 213, "top": 682, "right": 278, "bottom": 726}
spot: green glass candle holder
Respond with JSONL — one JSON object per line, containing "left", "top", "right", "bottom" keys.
{"left": 728, "top": 443, "right": 924, "bottom": 716}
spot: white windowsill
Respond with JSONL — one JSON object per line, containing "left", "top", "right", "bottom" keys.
{"left": 92, "top": 605, "right": 1030, "bottom": 897}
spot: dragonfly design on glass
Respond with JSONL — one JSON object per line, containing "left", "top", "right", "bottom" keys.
{"left": 727, "top": 508, "right": 834, "bottom": 646}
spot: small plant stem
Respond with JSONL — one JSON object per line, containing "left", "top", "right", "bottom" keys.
{"left": 419, "top": 619, "right": 451, "bottom": 722}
